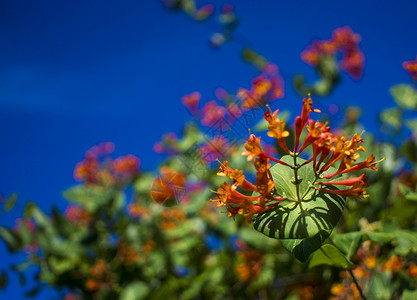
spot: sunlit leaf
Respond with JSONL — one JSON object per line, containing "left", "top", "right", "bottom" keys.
{"left": 390, "top": 84, "right": 417, "bottom": 110}
{"left": 332, "top": 231, "right": 394, "bottom": 260}
{"left": 63, "top": 185, "right": 114, "bottom": 212}
{"left": 309, "top": 244, "right": 352, "bottom": 269}
{"left": 401, "top": 289, "right": 417, "bottom": 300}
{"left": 367, "top": 272, "right": 393, "bottom": 300}
{"left": 380, "top": 107, "right": 402, "bottom": 130}
{"left": 253, "top": 156, "right": 345, "bottom": 239}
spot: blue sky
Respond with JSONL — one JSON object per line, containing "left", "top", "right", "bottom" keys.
{"left": 1, "top": 0, "right": 417, "bottom": 298}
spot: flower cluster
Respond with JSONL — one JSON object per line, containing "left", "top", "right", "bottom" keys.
{"left": 85, "top": 259, "right": 113, "bottom": 291}
{"left": 234, "top": 240, "right": 265, "bottom": 281}
{"left": 403, "top": 55, "right": 417, "bottom": 81}
{"left": 150, "top": 167, "right": 186, "bottom": 204}
{"left": 73, "top": 142, "right": 140, "bottom": 186}
{"left": 212, "top": 96, "right": 382, "bottom": 223}
{"left": 181, "top": 63, "right": 284, "bottom": 128}
{"left": 237, "top": 63, "right": 285, "bottom": 109}
{"left": 301, "top": 26, "right": 365, "bottom": 79}
{"left": 64, "top": 205, "right": 91, "bottom": 226}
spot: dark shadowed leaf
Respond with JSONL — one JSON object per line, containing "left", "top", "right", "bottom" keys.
{"left": 0, "top": 271, "right": 7, "bottom": 289}
{"left": 281, "top": 229, "right": 330, "bottom": 262}
{"left": 24, "top": 286, "right": 41, "bottom": 298}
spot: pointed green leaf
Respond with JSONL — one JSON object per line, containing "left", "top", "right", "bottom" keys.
{"left": 309, "top": 244, "right": 353, "bottom": 269}
{"left": 380, "top": 107, "right": 402, "bottom": 130}
{"left": 332, "top": 231, "right": 395, "bottom": 260}
{"left": 253, "top": 156, "right": 345, "bottom": 239}
{"left": 390, "top": 84, "right": 417, "bottom": 110}
{"left": 281, "top": 229, "right": 330, "bottom": 262}
{"left": 63, "top": 185, "right": 114, "bottom": 212}
{"left": 0, "top": 227, "right": 22, "bottom": 252}
{"left": 3, "top": 193, "right": 17, "bottom": 212}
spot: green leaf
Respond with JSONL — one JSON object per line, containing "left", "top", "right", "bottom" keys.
{"left": 390, "top": 84, "right": 417, "bottom": 110}
{"left": 63, "top": 185, "right": 114, "bottom": 212}
{"left": 367, "top": 272, "right": 393, "bottom": 300}
{"left": 380, "top": 107, "right": 402, "bottom": 130}
{"left": 332, "top": 231, "right": 394, "bottom": 260}
{"left": 398, "top": 184, "right": 417, "bottom": 201}
{"left": 405, "top": 118, "right": 417, "bottom": 134}
{"left": 3, "top": 193, "right": 17, "bottom": 212}
{"left": 401, "top": 290, "right": 417, "bottom": 300}
{"left": 309, "top": 244, "right": 353, "bottom": 269}
{"left": 281, "top": 229, "right": 330, "bottom": 262}
{"left": 52, "top": 207, "right": 74, "bottom": 237}
{"left": 253, "top": 156, "right": 345, "bottom": 239}
{"left": 239, "top": 227, "right": 278, "bottom": 250}
{"left": 0, "top": 227, "right": 22, "bottom": 252}
{"left": 393, "top": 230, "right": 417, "bottom": 256}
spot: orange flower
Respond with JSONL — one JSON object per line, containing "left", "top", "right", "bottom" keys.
{"left": 64, "top": 205, "right": 91, "bottom": 225}
{"left": 407, "top": 263, "right": 417, "bottom": 278}
{"left": 181, "top": 91, "right": 201, "bottom": 113}
{"left": 316, "top": 182, "right": 369, "bottom": 199}
{"left": 238, "top": 64, "right": 284, "bottom": 109}
{"left": 201, "top": 100, "right": 227, "bottom": 127}
{"left": 241, "top": 134, "right": 264, "bottom": 161}
{"left": 382, "top": 255, "right": 403, "bottom": 273}
{"left": 112, "top": 154, "right": 140, "bottom": 177}
{"left": 74, "top": 151, "right": 99, "bottom": 184}
{"left": 364, "top": 255, "right": 377, "bottom": 269}
{"left": 264, "top": 108, "right": 290, "bottom": 154}
{"left": 150, "top": 167, "right": 186, "bottom": 204}
{"left": 301, "top": 26, "right": 364, "bottom": 79}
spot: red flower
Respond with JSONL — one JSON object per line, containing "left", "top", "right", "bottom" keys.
{"left": 403, "top": 55, "right": 417, "bottom": 81}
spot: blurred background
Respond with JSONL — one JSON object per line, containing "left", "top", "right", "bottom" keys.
{"left": 1, "top": 0, "right": 417, "bottom": 298}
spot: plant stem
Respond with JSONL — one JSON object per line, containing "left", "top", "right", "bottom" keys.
{"left": 300, "top": 173, "right": 321, "bottom": 200}
{"left": 328, "top": 238, "right": 367, "bottom": 300}
{"left": 292, "top": 153, "right": 302, "bottom": 201}
{"left": 348, "top": 269, "right": 367, "bottom": 300}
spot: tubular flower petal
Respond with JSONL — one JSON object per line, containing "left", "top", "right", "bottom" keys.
{"left": 241, "top": 134, "right": 264, "bottom": 161}
{"left": 317, "top": 173, "right": 368, "bottom": 187}
{"left": 263, "top": 109, "right": 290, "bottom": 153}
{"left": 316, "top": 182, "right": 369, "bottom": 199}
